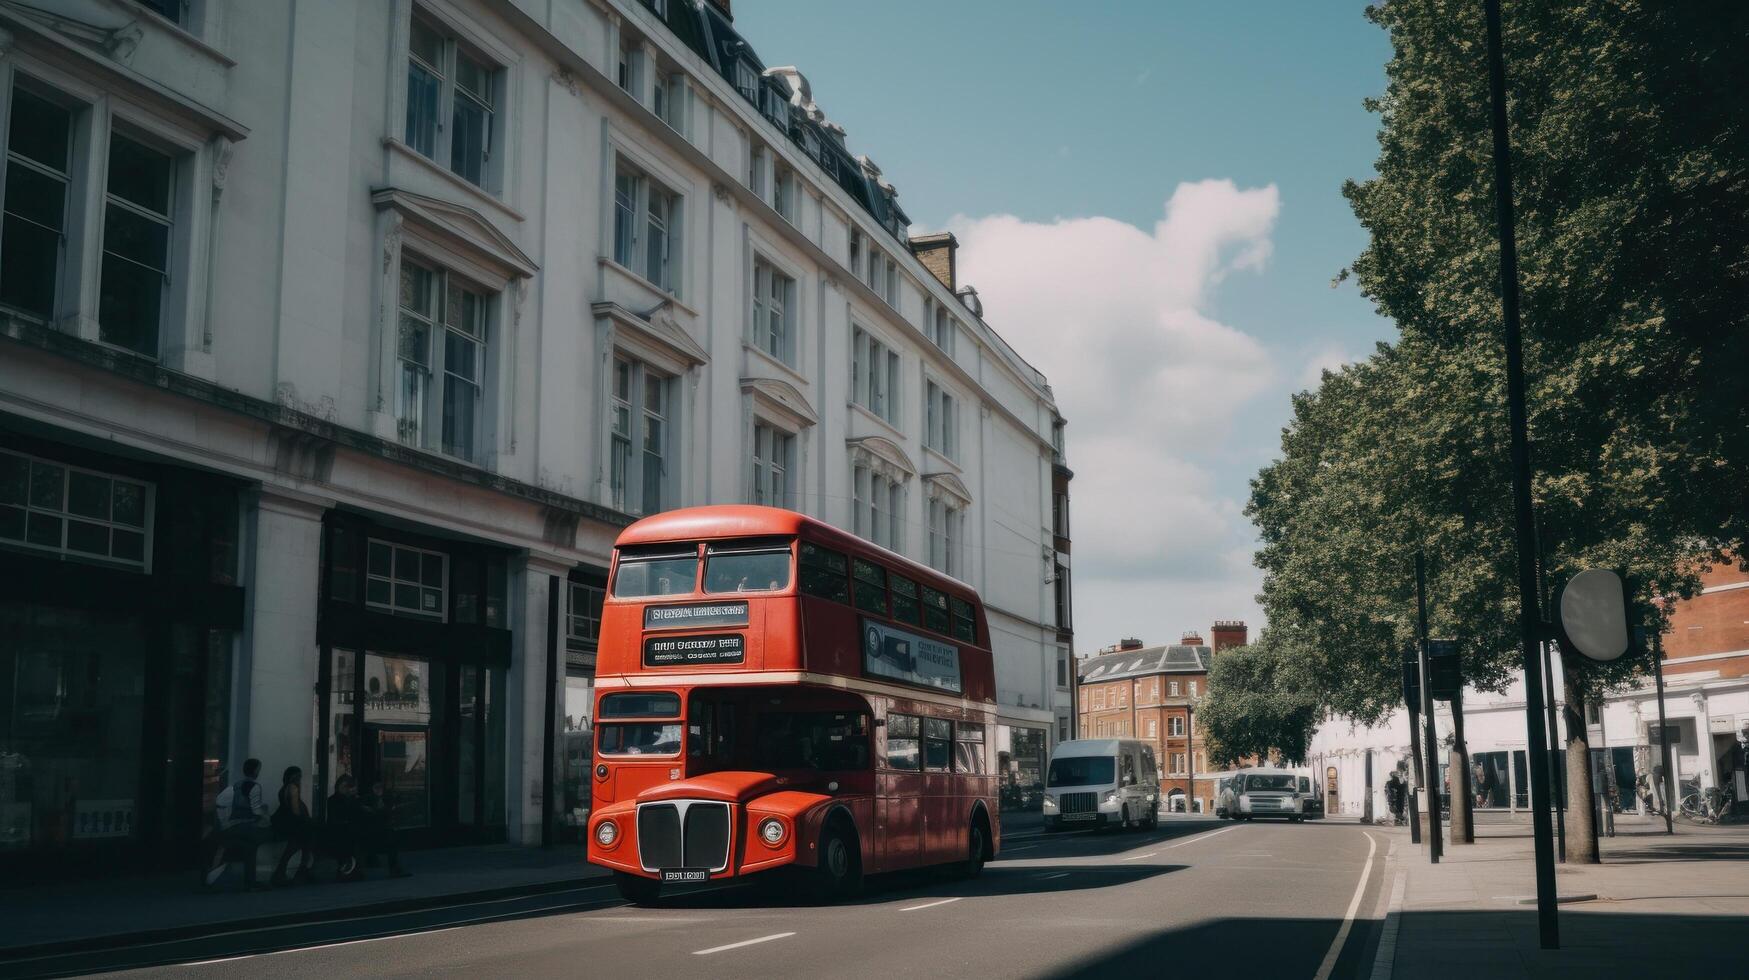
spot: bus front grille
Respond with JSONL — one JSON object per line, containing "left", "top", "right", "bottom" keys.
{"left": 1061, "top": 791, "right": 1097, "bottom": 815}
{"left": 638, "top": 801, "right": 732, "bottom": 872}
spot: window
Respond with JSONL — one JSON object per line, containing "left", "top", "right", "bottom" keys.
{"left": 923, "top": 717, "right": 951, "bottom": 772}
{"left": 704, "top": 539, "right": 791, "bottom": 593}
{"left": 406, "top": 15, "right": 500, "bottom": 189}
{"left": 931, "top": 304, "right": 956, "bottom": 355}
{"left": 1170, "top": 681, "right": 1180, "bottom": 697}
{"left": 734, "top": 61, "right": 759, "bottom": 103}
{"left": 798, "top": 542, "right": 849, "bottom": 604}
{"left": 1169, "top": 716, "right": 1184, "bottom": 737}
{"left": 851, "top": 463, "right": 903, "bottom": 552}
{"left": 1093, "top": 688, "right": 1105, "bottom": 710}
{"left": 771, "top": 162, "right": 795, "bottom": 222}
{"left": 2, "top": 83, "right": 72, "bottom": 320}
{"left": 747, "top": 144, "right": 765, "bottom": 196}
{"left": 611, "top": 546, "right": 697, "bottom": 597}
{"left": 1054, "top": 564, "right": 1071, "bottom": 630}
{"left": 567, "top": 580, "right": 605, "bottom": 645}
{"left": 921, "top": 586, "right": 949, "bottom": 635}
{"left": 1057, "top": 658, "right": 1068, "bottom": 688}
{"left": 397, "top": 258, "right": 491, "bottom": 461}
{"left": 750, "top": 423, "right": 794, "bottom": 508}
{"left": 954, "top": 723, "right": 986, "bottom": 774}
{"left": 609, "top": 356, "right": 674, "bottom": 515}
{"left": 884, "top": 257, "right": 898, "bottom": 306}
{"left": 615, "top": 38, "right": 639, "bottom": 95}
{"left": 1053, "top": 489, "right": 1070, "bottom": 538}
{"left": 1173, "top": 752, "right": 1186, "bottom": 773}
{"left": 0, "top": 450, "right": 152, "bottom": 569}
{"left": 98, "top": 133, "right": 174, "bottom": 356}
{"left": 1147, "top": 719, "right": 1158, "bottom": 738}
{"left": 927, "top": 497, "right": 960, "bottom": 575}
{"left": 851, "top": 557, "right": 886, "bottom": 614}
{"left": 848, "top": 229, "right": 862, "bottom": 280}
{"left": 889, "top": 574, "right": 920, "bottom": 624}
{"left": 925, "top": 382, "right": 958, "bottom": 459}
{"left": 1190, "top": 681, "right": 1198, "bottom": 697}
{"left": 851, "top": 327, "right": 901, "bottom": 425}
{"left": 886, "top": 713, "right": 920, "bottom": 771}
{"left": 653, "top": 71, "right": 684, "bottom": 132}
{"left": 751, "top": 258, "right": 796, "bottom": 364}
{"left": 366, "top": 538, "right": 447, "bottom": 619}
{"left": 612, "top": 162, "right": 680, "bottom": 293}
{"left": 950, "top": 595, "right": 977, "bottom": 643}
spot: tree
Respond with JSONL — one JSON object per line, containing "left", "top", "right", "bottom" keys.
{"left": 1199, "top": 634, "right": 1322, "bottom": 768}
{"left": 1249, "top": 0, "right": 1747, "bottom": 861}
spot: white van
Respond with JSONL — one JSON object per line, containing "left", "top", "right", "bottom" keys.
{"left": 1217, "top": 767, "right": 1310, "bottom": 822}
{"left": 1042, "top": 739, "right": 1160, "bottom": 832}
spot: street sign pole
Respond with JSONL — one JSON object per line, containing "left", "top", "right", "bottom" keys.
{"left": 1404, "top": 650, "right": 1424, "bottom": 845}
{"left": 1484, "top": 0, "right": 1559, "bottom": 948}
{"left": 1415, "top": 551, "right": 1443, "bottom": 863}
{"left": 1543, "top": 640, "right": 1566, "bottom": 862}
{"left": 1652, "top": 630, "right": 1675, "bottom": 834}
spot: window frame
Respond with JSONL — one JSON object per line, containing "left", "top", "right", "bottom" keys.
{"left": 611, "top": 158, "right": 682, "bottom": 295}
{"left": 608, "top": 354, "right": 675, "bottom": 516}
{"left": 567, "top": 579, "right": 605, "bottom": 647}
{"left": 0, "top": 80, "right": 75, "bottom": 323}
{"left": 851, "top": 326, "right": 901, "bottom": 426}
{"left": 365, "top": 536, "right": 450, "bottom": 621}
{"left": 0, "top": 447, "right": 155, "bottom": 571}
{"left": 750, "top": 421, "right": 795, "bottom": 509}
{"left": 394, "top": 253, "right": 494, "bottom": 464}
{"left": 404, "top": 10, "right": 504, "bottom": 192}
{"left": 750, "top": 255, "right": 797, "bottom": 365}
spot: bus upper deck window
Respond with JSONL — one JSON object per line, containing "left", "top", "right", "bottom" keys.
{"left": 613, "top": 547, "right": 699, "bottom": 597}
{"left": 703, "top": 539, "right": 793, "bottom": 594}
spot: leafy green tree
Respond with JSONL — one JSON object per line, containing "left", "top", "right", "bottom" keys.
{"left": 1248, "top": 0, "right": 1747, "bottom": 861}
{"left": 1199, "top": 635, "right": 1322, "bottom": 767}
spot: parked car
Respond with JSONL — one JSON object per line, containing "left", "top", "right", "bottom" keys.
{"left": 1217, "top": 767, "right": 1311, "bottom": 822}
{"left": 1299, "top": 774, "right": 1324, "bottom": 820}
{"left": 1042, "top": 739, "right": 1159, "bottom": 832}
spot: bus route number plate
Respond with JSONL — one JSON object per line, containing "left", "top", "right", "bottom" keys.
{"left": 661, "top": 868, "right": 709, "bottom": 883}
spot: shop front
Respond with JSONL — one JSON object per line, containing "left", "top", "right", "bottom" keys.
{"left": 997, "top": 723, "right": 1049, "bottom": 812}
{"left": 315, "top": 514, "right": 512, "bottom": 846}
{"left": 557, "top": 569, "right": 606, "bottom": 844}
{"left": 1, "top": 430, "right": 243, "bottom": 876}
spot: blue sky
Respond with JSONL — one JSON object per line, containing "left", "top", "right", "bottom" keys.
{"left": 734, "top": 1, "right": 1397, "bottom": 651}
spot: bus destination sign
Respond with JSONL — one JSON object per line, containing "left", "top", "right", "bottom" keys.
{"left": 644, "top": 633, "right": 746, "bottom": 667}
{"left": 861, "top": 619, "right": 962, "bottom": 693}
{"left": 644, "top": 601, "right": 750, "bottom": 631}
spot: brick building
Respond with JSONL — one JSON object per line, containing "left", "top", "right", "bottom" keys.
{"left": 1075, "top": 622, "right": 1247, "bottom": 813}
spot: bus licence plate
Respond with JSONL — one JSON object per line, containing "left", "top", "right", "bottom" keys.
{"left": 1064, "top": 812, "right": 1095, "bottom": 821}
{"left": 661, "top": 868, "right": 710, "bottom": 883}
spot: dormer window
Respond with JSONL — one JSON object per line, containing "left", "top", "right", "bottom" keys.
{"left": 735, "top": 62, "right": 759, "bottom": 103}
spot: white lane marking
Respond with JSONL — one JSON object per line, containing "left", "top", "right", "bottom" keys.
{"left": 692, "top": 932, "right": 796, "bottom": 956}
{"left": 1034, "top": 872, "right": 1071, "bottom": 880}
{"left": 1120, "top": 851, "right": 1159, "bottom": 861}
{"left": 899, "top": 897, "right": 963, "bottom": 912}
{"left": 1313, "top": 831, "right": 1378, "bottom": 980}
{"left": 1164, "top": 825, "right": 1238, "bottom": 848}
{"left": 1003, "top": 843, "right": 1040, "bottom": 852}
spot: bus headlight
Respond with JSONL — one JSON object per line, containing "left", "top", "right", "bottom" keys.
{"left": 759, "top": 817, "right": 787, "bottom": 847}
{"left": 1103, "top": 791, "right": 1119, "bottom": 806}
{"left": 1042, "top": 794, "right": 1058, "bottom": 813}
{"left": 595, "top": 820, "right": 619, "bottom": 848}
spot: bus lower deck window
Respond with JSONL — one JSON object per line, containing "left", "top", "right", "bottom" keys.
{"left": 886, "top": 713, "right": 920, "bottom": 771}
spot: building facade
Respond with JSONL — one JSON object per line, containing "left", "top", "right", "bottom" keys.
{"left": 1309, "top": 558, "right": 1749, "bottom": 822}
{"left": 0, "top": 0, "right": 1070, "bottom": 873}
{"left": 1075, "top": 623, "right": 1248, "bottom": 814}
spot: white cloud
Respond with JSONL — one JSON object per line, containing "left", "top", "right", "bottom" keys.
{"left": 1298, "top": 343, "right": 1355, "bottom": 390}
{"left": 948, "top": 179, "right": 1279, "bottom": 647}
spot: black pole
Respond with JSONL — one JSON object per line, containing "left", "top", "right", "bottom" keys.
{"left": 1406, "top": 660, "right": 1424, "bottom": 845}
{"left": 1365, "top": 748, "right": 1375, "bottom": 824}
{"left": 1186, "top": 701, "right": 1196, "bottom": 815}
{"left": 1543, "top": 640, "right": 1566, "bottom": 861}
{"left": 541, "top": 574, "right": 560, "bottom": 848}
{"left": 1451, "top": 685, "right": 1474, "bottom": 843}
{"left": 1484, "top": 0, "right": 1559, "bottom": 948}
{"left": 1653, "top": 631, "right": 1675, "bottom": 834}
{"left": 1415, "top": 552, "right": 1443, "bottom": 862}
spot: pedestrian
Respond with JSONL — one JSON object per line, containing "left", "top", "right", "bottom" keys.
{"left": 270, "top": 766, "right": 317, "bottom": 886}
{"left": 1637, "top": 772, "right": 1656, "bottom": 815}
{"left": 1384, "top": 771, "right": 1405, "bottom": 826}
{"left": 326, "top": 776, "right": 410, "bottom": 879}
{"left": 360, "top": 781, "right": 411, "bottom": 877}
{"left": 208, "top": 758, "right": 270, "bottom": 890}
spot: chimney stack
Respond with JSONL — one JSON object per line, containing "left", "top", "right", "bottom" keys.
{"left": 908, "top": 232, "right": 957, "bottom": 291}
{"left": 1180, "top": 630, "right": 1204, "bottom": 647}
{"left": 1211, "top": 620, "right": 1248, "bottom": 652}
{"left": 1118, "top": 637, "right": 1144, "bottom": 651}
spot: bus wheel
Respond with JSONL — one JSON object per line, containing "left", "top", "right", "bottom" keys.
{"left": 614, "top": 872, "right": 661, "bottom": 906}
{"left": 812, "top": 824, "right": 863, "bottom": 902}
{"left": 960, "top": 816, "right": 989, "bottom": 879}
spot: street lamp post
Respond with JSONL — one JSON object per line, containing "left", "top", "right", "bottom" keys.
{"left": 1484, "top": 0, "right": 1560, "bottom": 948}
{"left": 1415, "top": 551, "right": 1443, "bottom": 863}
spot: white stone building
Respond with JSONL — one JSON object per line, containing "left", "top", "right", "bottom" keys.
{"left": 0, "top": 0, "right": 1072, "bottom": 873}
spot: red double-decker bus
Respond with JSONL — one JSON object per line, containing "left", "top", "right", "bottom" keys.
{"left": 585, "top": 505, "right": 999, "bottom": 903}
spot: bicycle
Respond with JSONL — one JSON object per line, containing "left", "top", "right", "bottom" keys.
{"left": 1679, "top": 785, "right": 1734, "bottom": 824}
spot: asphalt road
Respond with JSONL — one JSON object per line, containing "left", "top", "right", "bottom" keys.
{"left": 61, "top": 817, "right": 1389, "bottom": 979}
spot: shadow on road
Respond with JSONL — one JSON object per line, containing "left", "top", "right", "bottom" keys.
{"left": 658, "top": 862, "right": 1188, "bottom": 909}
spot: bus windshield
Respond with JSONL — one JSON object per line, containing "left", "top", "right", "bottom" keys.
{"left": 613, "top": 548, "right": 698, "bottom": 597}
{"left": 1047, "top": 756, "right": 1115, "bottom": 787}
{"left": 703, "top": 540, "right": 792, "bottom": 594}
{"left": 1245, "top": 774, "right": 1298, "bottom": 793}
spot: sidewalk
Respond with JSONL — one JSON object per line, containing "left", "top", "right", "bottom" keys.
{"left": 1374, "top": 815, "right": 1749, "bottom": 978}
{"left": 0, "top": 843, "right": 605, "bottom": 960}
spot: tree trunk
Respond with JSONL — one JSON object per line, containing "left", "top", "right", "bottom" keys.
{"left": 1560, "top": 655, "right": 1599, "bottom": 863}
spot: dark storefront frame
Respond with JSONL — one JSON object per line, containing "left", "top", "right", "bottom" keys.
{"left": 1, "top": 427, "right": 243, "bottom": 877}
{"left": 315, "top": 512, "right": 512, "bottom": 848}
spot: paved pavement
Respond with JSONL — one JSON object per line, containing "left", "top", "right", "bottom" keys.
{"left": 1374, "top": 816, "right": 1749, "bottom": 978}
{"left": 8, "top": 815, "right": 1391, "bottom": 979}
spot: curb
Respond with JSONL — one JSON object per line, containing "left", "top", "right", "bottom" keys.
{"left": 0, "top": 872, "right": 609, "bottom": 964}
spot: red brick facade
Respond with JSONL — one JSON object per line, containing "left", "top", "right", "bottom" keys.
{"left": 1663, "top": 557, "right": 1749, "bottom": 678}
